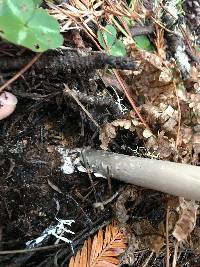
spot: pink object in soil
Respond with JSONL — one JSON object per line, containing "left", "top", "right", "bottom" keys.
{"left": 0, "top": 91, "right": 18, "bottom": 120}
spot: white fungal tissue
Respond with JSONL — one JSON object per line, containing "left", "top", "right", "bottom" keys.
{"left": 55, "top": 146, "right": 106, "bottom": 178}
{"left": 0, "top": 91, "right": 18, "bottom": 120}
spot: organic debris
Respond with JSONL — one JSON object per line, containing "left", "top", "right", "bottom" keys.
{"left": 0, "top": 0, "right": 200, "bottom": 266}
{"left": 69, "top": 221, "right": 127, "bottom": 267}
{"left": 173, "top": 198, "right": 199, "bottom": 242}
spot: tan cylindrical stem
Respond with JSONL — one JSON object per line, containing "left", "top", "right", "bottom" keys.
{"left": 81, "top": 149, "right": 200, "bottom": 201}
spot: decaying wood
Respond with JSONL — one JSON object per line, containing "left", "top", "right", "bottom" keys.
{"left": 0, "top": 50, "right": 138, "bottom": 72}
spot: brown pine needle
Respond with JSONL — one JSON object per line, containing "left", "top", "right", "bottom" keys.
{"left": 69, "top": 221, "right": 127, "bottom": 267}
{"left": 113, "top": 69, "right": 149, "bottom": 129}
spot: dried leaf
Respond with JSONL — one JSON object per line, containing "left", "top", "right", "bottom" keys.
{"left": 99, "top": 123, "right": 117, "bottom": 150}
{"left": 112, "top": 119, "right": 132, "bottom": 129}
{"left": 143, "top": 129, "right": 153, "bottom": 139}
{"left": 115, "top": 186, "right": 139, "bottom": 225}
{"left": 99, "top": 118, "right": 141, "bottom": 150}
{"left": 101, "top": 73, "right": 121, "bottom": 93}
{"left": 173, "top": 198, "right": 199, "bottom": 242}
{"left": 134, "top": 218, "right": 165, "bottom": 255}
{"left": 69, "top": 221, "right": 127, "bottom": 267}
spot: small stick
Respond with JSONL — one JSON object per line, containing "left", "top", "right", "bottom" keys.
{"left": 0, "top": 244, "right": 65, "bottom": 255}
{"left": 64, "top": 84, "right": 100, "bottom": 129}
{"left": 172, "top": 240, "right": 179, "bottom": 267}
{"left": 173, "top": 81, "right": 181, "bottom": 148}
{"left": 113, "top": 69, "right": 150, "bottom": 129}
{"left": 166, "top": 205, "right": 170, "bottom": 267}
{"left": 0, "top": 53, "right": 41, "bottom": 93}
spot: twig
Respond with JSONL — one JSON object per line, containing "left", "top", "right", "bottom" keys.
{"left": 151, "top": 16, "right": 176, "bottom": 34}
{"left": 160, "top": 2, "right": 191, "bottom": 79}
{"left": 0, "top": 244, "right": 65, "bottom": 255}
{"left": 173, "top": 81, "right": 181, "bottom": 149}
{"left": 0, "top": 53, "right": 41, "bottom": 93}
{"left": 0, "top": 51, "right": 138, "bottom": 72}
{"left": 63, "top": 84, "right": 100, "bottom": 129}
{"left": 113, "top": 69, "right": 149, "bottom": 129}
{"left": 159, "top": 1, "right": 200, "bottom": 64}
{"left": 130, "top": 25, "right": 154, "bottom": 37}
{"left": 65, "top": 88, "right": 113, "bottom": 106}
{"left": 93, "top": 192, "right": 119, "bottom": 210}
{"left": 166, "top": 205, "right": 170, "bottom": 267}
{"left": 82, "top": 155, "right": 98, "bottom": 202}
{"left": 172, "top": 241, "right": 179, "bottom": 267}
{"left": 185, "top": 46, "right": 200, "bottom": 63}
{"left": 142, "top": 251, "right": 154, "bottom": 267}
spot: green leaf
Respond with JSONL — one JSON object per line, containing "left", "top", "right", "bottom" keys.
{"left": 26, "top": 9, "right": 63, "bottom": 51}
{"left": 122, "top": 16, "right": 133, "bottom": 27}
{"left": 0, "top": 0, "right": 63, "bottom": 52}
{"left": 97, "top": 24, "right": 117, "bottom": 49}
{"left": 32, "top": 0, "right": 43, "bottom": 7}
{"left": 0, "top": 0, "right": 34, "bottom": 24}
{"left": 110, "top": 40, "right": 126, "bottom": 56}
{"left": 0, "top": 17, "right": 26, "bottom": 44}
{"left": 134, "top": 35, "right": 154, "bottom": 51}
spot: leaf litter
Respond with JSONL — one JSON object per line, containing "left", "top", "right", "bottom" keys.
{"left": 1, "top": 0, "right": 200, "bottom": 266}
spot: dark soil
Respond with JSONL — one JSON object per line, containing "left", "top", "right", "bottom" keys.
{"left": 0, "top": 49, "right": 125, "bottom": 266}
{"left": 0, "top": 45, "right": 168, "bottom": 266}
{"left": 0, "top": 1, "right": 200, "bottom": 266}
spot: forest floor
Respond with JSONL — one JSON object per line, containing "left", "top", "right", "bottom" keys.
{"left": 0, "top": 0, "right": 200, "bottom": 266}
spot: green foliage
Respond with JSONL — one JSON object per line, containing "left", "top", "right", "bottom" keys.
{"left": 97, "top": 22, "right": 154, "bottom": 56}
{"left": 122, "top": 16, "right": 133, "bottom": 27}
{"left": 110, "top": 40, "right": 126, "bottom": 56}
{"left": 97, "top": 25, "right": 117, "bottom": 49}
{"left": 32, "top": 0, "right": 43, "bottom": 7}
{"left": 97, "top": 24, "right": 126, "bottom": 56}
{"left": 134, "top": 35, "right": 154, "bottom": 51}
{"left": 0, "top": 0, "right": 63, "bottom": 52}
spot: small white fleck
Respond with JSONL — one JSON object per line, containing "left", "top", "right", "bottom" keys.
{"left": 94, "top": 172, "right": 106, "bottom": 178}
{"left": 77, "top": 165, "right": 87, "bottom": 172}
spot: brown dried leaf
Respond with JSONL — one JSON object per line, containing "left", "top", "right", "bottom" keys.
{"left": 99, "top": 119, "right": 132, "bottom": 150}
{"left": 188, "top": 66, "right": 200, "bottom": 92}
{"left": 139, "top": 51, "right": 166, "bottom": 70}
{"left": 115, "top": 186, "right": 139, "bottom": 225}
{"left": 112, "top": 119, "right": 132, "bottom": 129}
{"left": 134, "top": 219, "right": 165, "bottom": 256}
{"left": 99, "top": 123, "right": 117, "bottom": 150}
{"left": 99, "top": 115, "right": 146, "bottom": 150}
{"left": 172, "top": 197, "right": 199, "bottom": 242}
{"left": 154, "top": 25, "right": 166, "bottom": 59}
{"left": 101, "top": 73, "right": 122, "bottom": 93}
{"left": 69, "top": 221, "right": 127, "bottom": 267}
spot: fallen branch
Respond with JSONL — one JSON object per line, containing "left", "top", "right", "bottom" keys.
{"left": 79, "top": 148, "right": 200, "bottom": 201}
{"left": 0, "top": 50, "right": 138, "bottom": 72}
{"left": 130, "top": 25, "right": 154, "bottom": 37}
{"left": 161, "top": 1, "right": 191, "bottom": 79}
